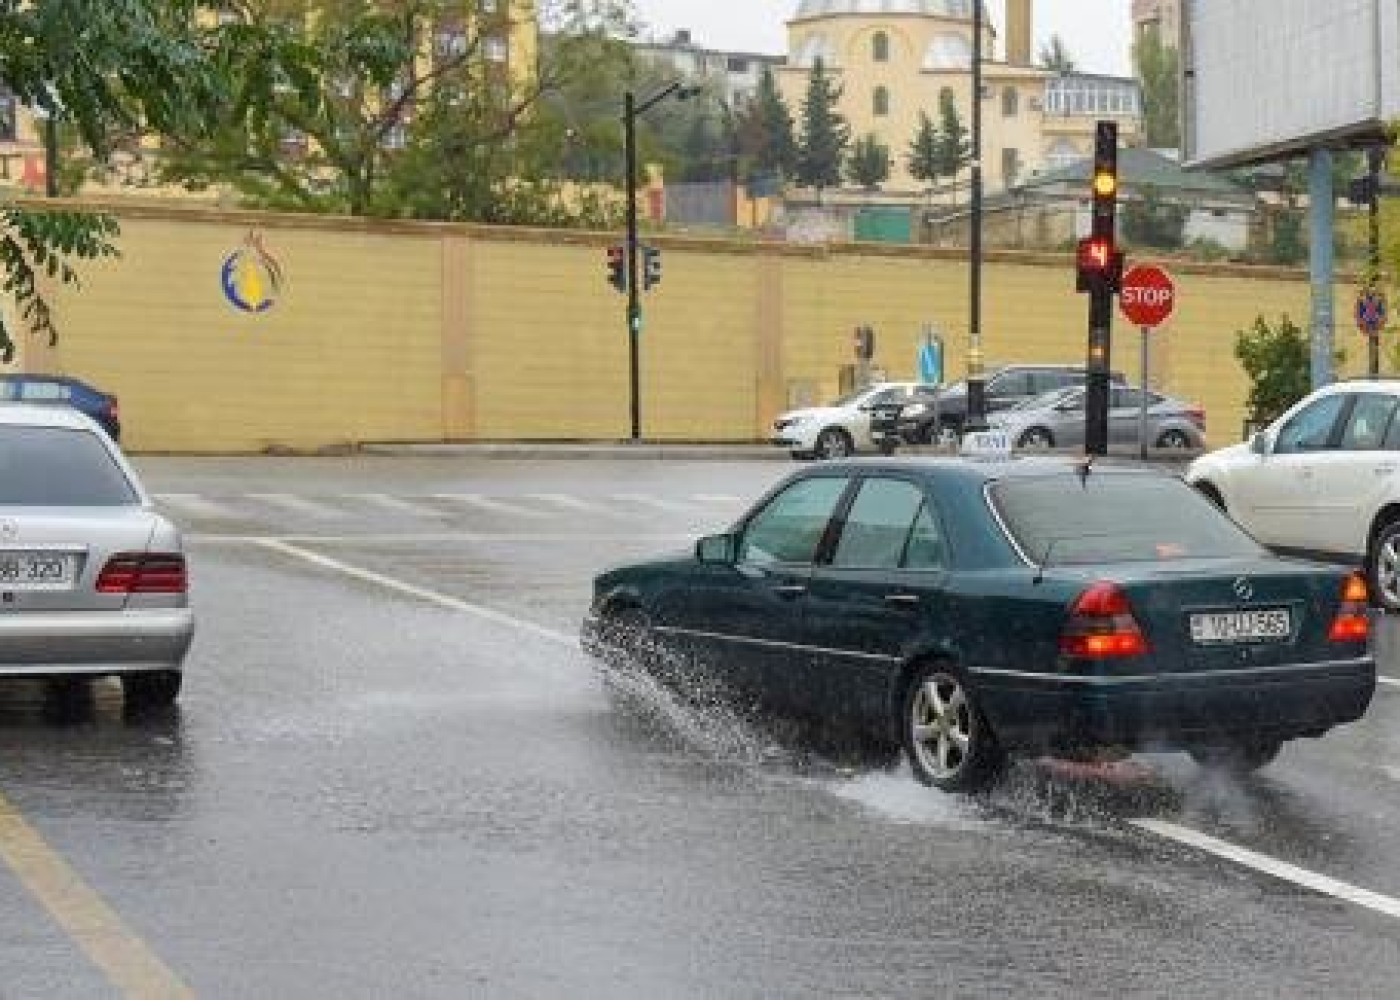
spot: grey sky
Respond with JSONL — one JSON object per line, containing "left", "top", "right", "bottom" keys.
{"left": 630, "top": 1, "right": 1134, "bottom": 77}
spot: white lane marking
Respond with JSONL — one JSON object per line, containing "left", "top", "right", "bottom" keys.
{"left": 431, "top": 493, "right": 549, "bottom": 518}
{"left": 1134, "top": 818, "right": 1400, "bottom": 921}
{"left": 1379, "top": 675, "right": 1400, "bottom": 690}
{"left": 347, "top": 493, "right": 442, "bottom": 516}
{"left": 613, "top": 492, "right": 706, "bottom": 515}
{"left": 153, "top": 492, "right": 235, "bottom": 518}
{"left": 525, "top": 493, "right": 616, "bottom": 515}
{"left": 693, "top": 493, "right": 747, "bottom": 510}
{"left": 247, "top": 492, "right": 347, "bottom": 518}
{"left": 255, "top": 539, "right": 576, "bottom": 648}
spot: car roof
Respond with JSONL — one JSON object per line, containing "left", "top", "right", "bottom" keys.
{"left": 0, "top": 401, "right": 101, "bottom": 430}
{"left": 811, "top": 455, "right": 1172, "bottom": 487}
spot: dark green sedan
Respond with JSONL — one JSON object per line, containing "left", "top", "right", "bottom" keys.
{"left": 582, "top": 458, "right": 1377, "bottom": 792}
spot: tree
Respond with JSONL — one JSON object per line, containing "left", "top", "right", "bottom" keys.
{"left": 847, "top": 134, "right": 890, "bottom": 190}
{"left": 158, "top": 0, "right": 634, "bottom": 220}
{"left": 0, "top": 0, "right": 227, "bottom": 361}
{"left": 794, "top": 58, "right": 850, "bottom": 192}
{"left": 1133, "top": 29, "right": 1179, "bottom": 148}
{"left": 1121, "top": 185, "right": 1188, "bottom": 250}
{"left": 1037, "top": 35, "right": 1076, "bottom": 74}
{"left": 933, "top": 88, "right": 971, "bottom": 183}
{"left": 1234, "top": 315, "right": 1312, "bottom": 425}
{"left": 906, "top": 111, "right": 940, "bottom": 186}
{"left": 734, "top": 66, "right": 796, "bottom": 184}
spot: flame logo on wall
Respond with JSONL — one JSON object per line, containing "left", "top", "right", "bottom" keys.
{"left": 221, "top": 231, "right": 284, "bottom": 313}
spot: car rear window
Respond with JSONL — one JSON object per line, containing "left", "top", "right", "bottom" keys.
{"left": 0, "top": 426, "right": 138, "bottom": 506}
{"left": 989, "top": 474, "right": 1264, "bottom": 565}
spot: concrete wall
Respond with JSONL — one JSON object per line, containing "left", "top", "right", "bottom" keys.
{"left": 4, "top": 202, "right": 1351, "bottom": 453}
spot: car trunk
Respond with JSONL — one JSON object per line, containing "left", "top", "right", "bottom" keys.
{"left": 0, "top": 507, "right": 159, "bottom": 612}
{"left": 1085, "top": 557, "right": 1356, "bottom": 673}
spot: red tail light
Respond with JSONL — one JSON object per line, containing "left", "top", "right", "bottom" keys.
{"left": 1060, "top": 581, "right": 1150, "bottom": 659}
{"left": 1328, "top": 572, "right": 1370, "bottom": 643}
{"left": 97, "top": 553, "right": 187, "bottom": 594}
{"left": 1186, "top": 405, "right": 1206, "bottom": 428}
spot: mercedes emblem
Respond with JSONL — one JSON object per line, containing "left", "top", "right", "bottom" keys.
{"left": 0, "top": 519, "right": 16, "bottom": 541}
{"left": 1232, "top": 577, "right": 1254, "bottom": 601}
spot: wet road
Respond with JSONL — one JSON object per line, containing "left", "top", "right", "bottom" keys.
{"left": 0, "top": 456, "right": 1398, "bottom": 997}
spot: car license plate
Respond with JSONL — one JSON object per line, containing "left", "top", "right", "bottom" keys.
{"left": 0, "top": 551, "right": 77, "bottom": 591}
{"left": 1189, "top": 608, "right": 1291, "bottom": 644}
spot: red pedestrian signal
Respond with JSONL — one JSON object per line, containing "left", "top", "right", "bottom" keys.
{"left": 1076, "top": 236, "right": 1123, "bottom": 293}
{"left": 606, "top": 244, "right": 626, "bottom": 292}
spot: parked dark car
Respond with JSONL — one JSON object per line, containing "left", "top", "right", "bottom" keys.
{"left": 583, "top": 458, "right": 1376, "bottom": 792}
{"left": 872, "top": 364, "right": 1125, "bottom": 447}
{"left": 0, "top": 374, "right": 121, "bottom": 443}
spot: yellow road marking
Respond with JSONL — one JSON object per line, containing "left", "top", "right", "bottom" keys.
{"left": 0, "top": 790, "right": 193, "bottom": 998}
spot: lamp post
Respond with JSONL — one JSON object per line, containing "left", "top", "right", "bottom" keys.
{"left": 964, "top": 0, "right": 987, "bottom": 431}
{"left": 623, "top": 81, "right": 701, "bottom": 441}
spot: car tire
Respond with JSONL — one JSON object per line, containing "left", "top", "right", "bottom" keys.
{"left": 1367, "top": 519, "right": 1400, "bottom": 612}
{"left": 1156, "top": 429, "right": 1192, "bottom": 450}
{"left": 597, "top": 605, "right": 652, "bottom": 671}
{"left": 789, "top": 450, "right": 814, "bottom": 461}
{"left": 1017, "top": 427, "right": 1054, "bottom": 450}
{"left": 814, "top": 427, "right": 854, "bottom": 460}
{"left": 877, "top": 440, "right": 898, "bottom": 457}
{"left": 1188, "top": 739, "right": 1282, "bottom": 772}
{"left": 122, "top": 670, "right": 182, "bottom": 708}
{"left": 900, "top": 662, "right": 1005, "bottom": 793}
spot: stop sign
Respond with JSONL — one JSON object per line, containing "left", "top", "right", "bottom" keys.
{"left": 1119, "top": 264, "right": 1176, "bottom": 328}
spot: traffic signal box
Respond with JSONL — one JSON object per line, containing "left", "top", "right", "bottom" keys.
{"left": 643, "top": 245, "right": 662, "bottom": 290}
{"left": 607, "top": 244, "right": 626, "bottom": 292}
{"left": 1078, "top": 121, "right": 1121, "bottom": 457}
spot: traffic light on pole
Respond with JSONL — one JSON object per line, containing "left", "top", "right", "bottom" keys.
{"left": 607, "top": 243, "right": 626, "bottom": 292}
{"left": 1076, "top": 125, "right": 1124, "bottom": 293}
{"left": 642, "top": 245, "right": 662, "bottom": 290}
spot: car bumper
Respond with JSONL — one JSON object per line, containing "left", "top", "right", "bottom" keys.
{"left": 0, "top": 607, "right": 194, "bottom": 675}
{"left": 971, "top": 656, "right": 1376, "bottom": 753}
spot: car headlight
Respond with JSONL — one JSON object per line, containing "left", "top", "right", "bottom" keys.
{"left": 903, "top": 403, "right": 929, "bottom": 418}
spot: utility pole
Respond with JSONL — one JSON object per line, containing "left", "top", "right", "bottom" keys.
{"left": 965, "top": 0, "right": 986, "bottom": 431}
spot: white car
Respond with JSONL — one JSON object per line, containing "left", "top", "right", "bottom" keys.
{"left": 771, "top": 382, "right": 940, "bottom": 460}
{"left": 1186, "top": 379, "right": 1400, "bottom": 609}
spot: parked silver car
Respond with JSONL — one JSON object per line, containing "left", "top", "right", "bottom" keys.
{"left": 989, "top": 385, "right": 1206, "bottom": 451}
{"left": 0, "top": 404, "right": 193, "bottom": 706}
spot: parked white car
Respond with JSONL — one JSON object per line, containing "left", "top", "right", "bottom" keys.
{"left": 1186, "top": 380, "right": 1400, "bottom": 609}
{"left": 772, "top": 382, "right": 940, "bottom": 460}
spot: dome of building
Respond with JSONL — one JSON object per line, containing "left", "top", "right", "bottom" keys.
{"left": 795, "top": 0, "right": 972, "bottom": 18}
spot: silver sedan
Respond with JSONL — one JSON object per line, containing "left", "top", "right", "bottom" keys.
{"left": 0, "top": 404, "right": 193, "bottom": 706}
{"left": 989, "top": 385, "right": 1207, "bottom": 451}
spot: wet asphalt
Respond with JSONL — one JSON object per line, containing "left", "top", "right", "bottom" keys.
{"left": 0, "top": 456, "right": 1396, "bottom": 997}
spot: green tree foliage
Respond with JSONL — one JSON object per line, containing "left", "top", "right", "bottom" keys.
{"left": 933, "top": 88, "right": 970, "bottom": 181}
{"left": 1037, "top": 35, "right": 1076, "bottom": 74}
{"left": 847, "top": 134, "right": 890, "bottom": 189}
{"left": 1133, "top": 29, "right": 1179, "bottom": 148}
{"left": 795, "top": 58, "right": 850, "bottom": 192}
{"left": 0, "top": 0, "right": 224, "bottom": 360}
{"left": 734, "top": 67, "right": 796, "bottom": 184}
{"left": 906, "top": 111, "right": 940, "bottom": 186}
{"left": 1121, "top": 185, "right": 1188, "bottom": 250}
{"left": 1234, "top": 315, "right": 1312, "bottom": 424}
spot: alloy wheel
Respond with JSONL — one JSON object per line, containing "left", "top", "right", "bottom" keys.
{"left": 1373, "top": 525, "right": 1400, "bottom": 610}
{"left": 1018, "top": 428, "right": 1053, "bottom": 450}
{"left": 909, "top": 673, "right": 973, "bottom": 781}
{"left": 815, "top": 428, "right": 852, "bottom": 459}
{"left": 1157, "top": 429, "right": 1190, "bottom": 450}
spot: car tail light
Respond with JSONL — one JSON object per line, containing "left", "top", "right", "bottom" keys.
{"left": 1328, "top": 572, "right": 1370, "bottom": 643}
{"left": 1185, "top": 405, "right": 1205, "bottom": 428}
{"left": 97, "top": 553, "right": 187, "bottom": 594}
{"left": 1060, "top": 581, "right": 1149, "bottom": 659}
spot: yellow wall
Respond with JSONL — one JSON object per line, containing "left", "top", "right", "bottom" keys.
{"left": 10, "top": 202, "right": 1350, "bottom": 453}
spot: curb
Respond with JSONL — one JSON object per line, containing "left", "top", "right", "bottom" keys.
{"left": 358, "top": 442, "right": 792, "bottom": 461}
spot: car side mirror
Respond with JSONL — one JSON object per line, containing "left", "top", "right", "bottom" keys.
{"left": 696, "top": 533, "right": 737, "bottom": 565}
{"left": 1250, "top": 432, "right": 1269, "bottom": 456}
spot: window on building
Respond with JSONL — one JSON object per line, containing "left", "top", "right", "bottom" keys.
{"left": 1002, "top": 86, "right": 1018, "bottom": 117}
{"left": 1001, "top": 147, "right": 1020, "bottom": 187}
{"left": 728, "top": 56, "right": 749, "bottom": 73}
{"left": 872, "top": 31, "right": 890, "bottom": 63}
{"left": 436, "top": 26, "right": 467, "bottom": 59}
{"left": 484, "top": 35, "right": 508, "bottom": 62}
{"left": 873, "top": 86, "right": 890, "bottom": 117}
{"left": 480, "top": 0, "right": 499, "bottom": 11}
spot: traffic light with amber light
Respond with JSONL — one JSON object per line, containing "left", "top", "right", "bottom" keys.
{"left": 1077, "top": 122, "right": 1124, "bottom": 293}
{"left": 607, "top": 244, "right": 626, "bottom": 292}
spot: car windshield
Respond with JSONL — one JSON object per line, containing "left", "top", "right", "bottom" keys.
{"left": 0, "top": 425, "right": 138, "bottom": 506}
{"left": 989, "top": 473, "right": 1264, "bottom": 565}
{"left": 1010, "top": 388, "right": 1076, "bottom": 412}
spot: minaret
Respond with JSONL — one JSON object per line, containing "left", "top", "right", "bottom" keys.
{"left": 1005, "top": 0, "right": 1032, "bottom": 66}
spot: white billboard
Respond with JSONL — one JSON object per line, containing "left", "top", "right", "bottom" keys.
{"left": 1183, "top": 0, "right": 1400, "bottom": 167}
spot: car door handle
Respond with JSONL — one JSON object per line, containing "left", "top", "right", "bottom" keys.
{"left": 884, "top": 593, "right": 921, "bottom": 606}
{"left": 772, "top": 584, "right": 807, "bottom": 599}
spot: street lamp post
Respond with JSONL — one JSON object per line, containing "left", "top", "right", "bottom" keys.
{"left": 965, "top": 0, "right": 987, "bottom": 432}
{"left": 623, "top": 82, "right": 700, "bottom": 442}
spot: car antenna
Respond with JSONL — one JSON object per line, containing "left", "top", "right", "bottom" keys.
{"left": 1034, "top": 539, "right": 1057, "bottom": 586}
{"left": 1075, "top": 454, "right": 1094, "bottom": 488}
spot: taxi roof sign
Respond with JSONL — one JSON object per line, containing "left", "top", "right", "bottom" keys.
{"left": 960, "top": 430, "right": 1014, "bottom": 460}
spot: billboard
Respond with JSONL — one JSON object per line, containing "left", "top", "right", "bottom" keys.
{"left": 1182, "top": 0, "right": 1400, "bottom": 168}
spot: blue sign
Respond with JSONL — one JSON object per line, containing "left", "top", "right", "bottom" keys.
{"left": 917, "top": 340, "right": 943, "bottom": 384}
{"left": 1356, "top": 290, "right": 1388, "bottom": 336}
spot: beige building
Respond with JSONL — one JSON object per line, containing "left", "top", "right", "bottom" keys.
{"left": 776, "top": 0, "right": 1142, "bottom": 192}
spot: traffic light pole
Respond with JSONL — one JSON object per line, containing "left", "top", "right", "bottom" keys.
{"left": 965, "top": 0, "right": 986, "bottom": 432}
{"left": 624, "top": 90, "right": 642, "bottom": 442}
